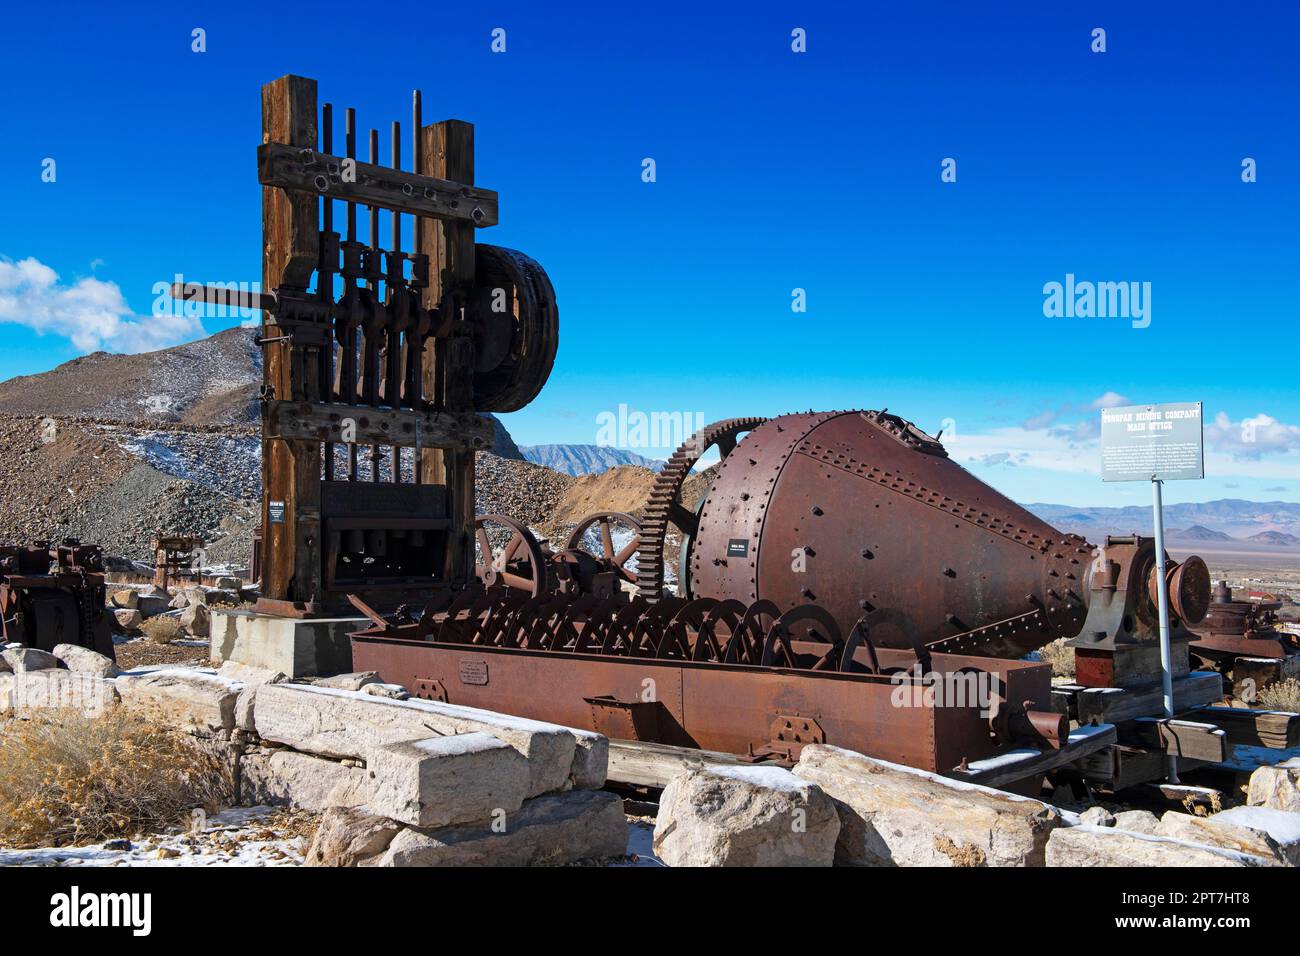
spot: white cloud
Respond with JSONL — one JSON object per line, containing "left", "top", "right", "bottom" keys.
{"left": 1205, "top": 412, "right": 1300, "bottom": 460}
{"left": 0, "top": 256, "right": 204, "bottom": 354}
{"left": 1088, "top": 391, "right": 1129, "bottom": 410}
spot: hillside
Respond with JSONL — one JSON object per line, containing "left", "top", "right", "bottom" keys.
{"left": 520, "top": 443, "right": 665, "bottom": 476}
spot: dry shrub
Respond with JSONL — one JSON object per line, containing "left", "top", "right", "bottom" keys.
{"left": 0, "top": 710, "right": 225, "bottom": 848}
{"left": 1038, "top": 638, "right": 1076, "bottom": 679}
{"left": 141, "top": 616, "right": 182, "bottom": 645}
{"left": 1259, "top": 678, "right": 1300, "bottom": 712}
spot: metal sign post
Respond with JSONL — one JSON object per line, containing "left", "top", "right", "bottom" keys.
{"left": 1100, "top": 401, "right": 1205, "bottom": 782}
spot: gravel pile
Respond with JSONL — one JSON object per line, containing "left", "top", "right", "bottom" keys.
{"left": 475, "top": 453, "right": 575, "bottom": 531}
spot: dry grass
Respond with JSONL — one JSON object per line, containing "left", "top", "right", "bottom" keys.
{"left": 0, "top": 710, "right": 226, "bottom": 848}
{"left": 1038, "top": 638, "right": 1076, "bottom": 679}
{"left": 140, "top": 616, "right": 182, "bottom": 645}
{"left": 1259, "top": 678, "right": 1300, "bottom": 712}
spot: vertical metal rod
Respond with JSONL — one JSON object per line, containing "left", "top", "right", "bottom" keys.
{"left": 345, "top": 108, "right": 358, "bottom": 482}
{"left": 321, "top": 102, "right": 336, "bottom": 481}
{"left": 413, "top": 90, "right": 424, "bottom": 485}
{"left": 369, "top": 128, "right": 381, "bottom": 482}
{"left": 1151, "top": 477, "right": 1179, "bottom": 783}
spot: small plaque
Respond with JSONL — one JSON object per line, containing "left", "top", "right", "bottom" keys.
{"left": 458, "top": 659, "right": 489, "bottom": 685}
{"left": 268, "top": 500, "right": 286, "bottom": 524}
{"left": 726, "top": 538, "right": 749, "bottom": 558}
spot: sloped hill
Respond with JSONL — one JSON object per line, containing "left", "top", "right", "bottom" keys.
{"left": 0, "top": 327, "right": 262, "bottom": 426}
{"left": 521, "top": 443, "right": 664, "bottom": 476}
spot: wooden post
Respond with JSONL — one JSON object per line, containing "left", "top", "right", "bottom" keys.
{"left": 260, "top": 75, "right": 321, "bottom": 608}
{"left": 419, "top": 120, "right": 477, "bottom": 586}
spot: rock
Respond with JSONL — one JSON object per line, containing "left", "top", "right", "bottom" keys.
{"left": 313, "top": 671, "right": 381, "bottom": 691}
{"left": 793, "top": 744, "right": 1065, "bottom": 867}
{"left": 361, "top": 682, "right": 410, "bottom": 701}
{"left": 110, "top": 588, "right": 139, "bottom": 610}
{"left": 253, "top": 684, "right": 583, "bottom": 797}
{"left": 169, "top": 587, "right": 206, "bottom": 610}
{"left": 1046, "top": 825, "right": 1277, "bottom": 867}
{"left": 217, "top": 660, "right": 285, "bottom": 685}
{"left": 11, "top": 669, "right": 120, "bottom": 718}
{"left": 115, "top": 667, "right": 240, "bottom": 734}
{"left": 205, "top": 588, "right": 242, "bottom": 606}
{"left": 240, "top": 750, "right": 372, "bottom": 811}
{"left": 1113, "top": 810, "right": 1160, "bottom": 835}
{"left": 1198, "top": 806, "right": 1300, "bottom": 866}
{"left": 214, "top": 576, "right": 241, "bottom": 591}
{"left": 368, "top": 733, "right": 532, "bottom": 828}
{"left": 653, "top": 765, "right": 839, "bottom": 867}
{"left": 113, "top": 608, "right": 144, "bottom": 631}
{"left": 1079, "top": 806, "right": 1116, "bottom": 827}
{"left": 136, "top": 595, "right": 172, "bottom": 618}
{"left": 1, "top": 647, "right": 61, "bottom": 672}
{"left": 1246, "top": 759, "right": 1300, "bottom": 813}
{"left": 1157, "top": 811, "right": 1287, "bottom": 865}
{"left": 0, "top": 673, "right": 14, "bottom": 715}
{"left": 179, "top": 603, "right": 210, "bottom": 638}
{"left": 305, "top": 806, "right": 402, "bottom": 867}
{"left": 0, "top": 653, "right": 8, "bottom": 674}
{"left": 52, "top": 643, "right": 121, "bottom": 678}
{"left": 376, "top": 790, "right": 628, "bottom": 867}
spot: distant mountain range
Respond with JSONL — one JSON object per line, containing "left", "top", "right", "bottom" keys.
{"left": 519, "top": 444, "right": 665, "bottom": 476}
{"left": 1025, "top": 500, "right": 1300, "bottom": 545}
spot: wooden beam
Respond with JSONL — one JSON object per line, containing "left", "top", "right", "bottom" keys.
{"left": 1123, "top": 717, "right": 1227, "bottom": 763}
{"left": 1076, "top": 671, "right": 1225, "bottom": 724}
{"left": 607, "top": 738, "right": 750, "bottom": 788}
{"left": 260, "top": 74, "right": 321, "bottom": 605}
{"left": 258, "top": 141, "right": 498, "bottom": 227}
{"left": 949, "top": 722, "right": 1117, "bottom": 789}
{"left": 419, "top": 120, "right": 477, "bottom": 587}
{"left": 265, "top": 401, "right": 493, "bottom": 449}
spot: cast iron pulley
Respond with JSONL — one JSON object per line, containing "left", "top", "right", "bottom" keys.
{"left": 468, "top": 244, "right": 559, "bottom": 413}
{"left": 565, "top": 511, "right": 642, "bottom": 584}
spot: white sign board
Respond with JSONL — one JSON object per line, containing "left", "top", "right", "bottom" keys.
{"left": 1100, "top": 402, "right": 1204, "bottom": 482}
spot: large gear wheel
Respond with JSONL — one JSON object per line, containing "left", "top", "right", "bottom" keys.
{"left": 635, "top": 418, "right": 767, "bottom": 601}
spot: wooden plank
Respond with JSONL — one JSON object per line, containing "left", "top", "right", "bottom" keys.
{"left": 1080, "top": 744, "right": 1168, "bottom": 792}
{"left": 607, "top": 738, "right": 750, "bottom": 788}
{"left": 258, "top": 141, "right": 498, "bottom": 227}
{"left": 949, "top": 723, "right": 1117, "bottom": 789}
{"left": 1192, "top": 706, "right": 1300, "bottom": 749}
{"left": 265, "top": 401, "right": 493, "bottom": 449}
{"left": 1124, "top": 717, "right": 1227, "bottom": 762}
{"left": 418, "top": 120, "right": 477, "bottom": 587}
{"left": 1076, "top": 671, "right": 1225, "bottom": 724}
{"left": 260, "top": 74, "right": 320, "bottom": 605}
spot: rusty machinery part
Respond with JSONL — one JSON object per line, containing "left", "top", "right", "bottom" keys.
{"left": 1149, "top": 554, "right": 1211, "bottom": 626}
{"left": 561, "top": 511, "right": 642, "bottom": 587}
{"left": 1188, "top": 580, "right": 1298, "bottom": 663}
{"left": 469, "top": 244, "right": 559, "bottom": 413}
{"left": 684, "top": 410, "right": 1098, "bottom": 659}
{"left": 474, "top": 514, "right": 548, "bottom": 597}
{"left": 0, "top": 541, "right": 114, "bottom": 659}
{"left": 635, "top": 417, "right": 769, "bottom": 602}
{"left": 368, "top": 589, "right": 939, "bottom": 676}
{"left": 350, "top": 587, "right": 1065, "bottom": 769}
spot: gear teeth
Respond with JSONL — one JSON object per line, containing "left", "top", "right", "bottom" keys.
{"left": 635, "top": 417, "right": 768, "bottom": 602}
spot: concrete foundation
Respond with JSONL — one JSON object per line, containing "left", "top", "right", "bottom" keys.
{"left": 209, "top": 609, "right": 366, "bottom": 678}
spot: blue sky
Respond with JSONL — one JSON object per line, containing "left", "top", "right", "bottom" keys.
{"left": 1, "top": 1, "right": 1297, "bottom": 506}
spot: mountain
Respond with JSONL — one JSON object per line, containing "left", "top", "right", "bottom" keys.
{"left": 1024, "top": 499, "right": 1300, "bottom": 541}
{"left": 0, "top": 327, "right": 261, "bottom": 427}
{"left": 1248, "top": 530, "right": 1300, "bottom": 546}
{"left": 519, "top": 444, "right": 666, "bottom": 476}
{"left": 1166, "top": 525, "right": 1232, "bottom": 542}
